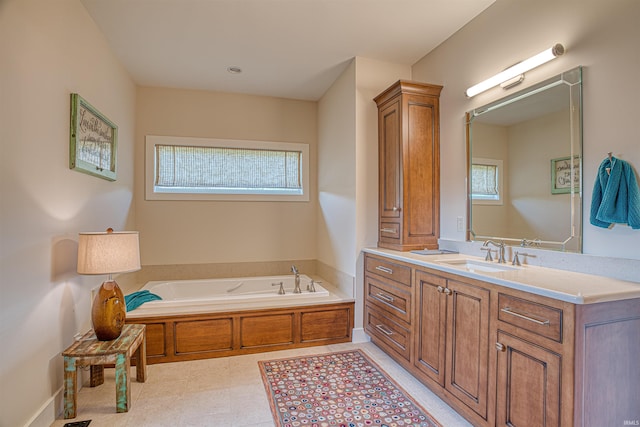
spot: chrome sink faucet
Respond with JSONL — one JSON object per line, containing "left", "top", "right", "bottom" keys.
{"left": 291, "top": 265, "right": 301, "bottom": 293}
{"left": 483, "top": 240, "right": 506, "bottom": 263}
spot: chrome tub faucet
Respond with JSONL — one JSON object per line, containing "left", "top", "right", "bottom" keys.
{"left": 291, "top": 265, "right": 301, "bottom": 293}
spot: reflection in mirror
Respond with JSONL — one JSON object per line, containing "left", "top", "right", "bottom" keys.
{"left": 466, "top": 66, "right": 583, "bottom": 252}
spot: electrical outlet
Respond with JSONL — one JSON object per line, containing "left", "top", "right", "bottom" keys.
{"left": 456, "top": 216, "right": 464, "bottom": 232}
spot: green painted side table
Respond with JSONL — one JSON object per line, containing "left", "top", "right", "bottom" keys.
{"left": 62, "top": 323, "right": 147, "bottom": 419}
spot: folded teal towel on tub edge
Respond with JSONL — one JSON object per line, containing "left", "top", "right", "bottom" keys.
{"left": 125, "top": 290, "right": 162, "bottom": 312}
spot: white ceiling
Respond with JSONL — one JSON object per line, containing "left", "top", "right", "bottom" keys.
{"left": 81, "top": 0, "right": 495, "bottom": 101}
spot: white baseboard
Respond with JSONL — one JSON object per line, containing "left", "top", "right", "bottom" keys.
{"left": 352, "top": 327, "right": 370, "bottom": 343}
{"left": 25, "top": 387, "right": 62, "bottom": 427}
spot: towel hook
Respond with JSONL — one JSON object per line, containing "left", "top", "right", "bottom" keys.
{"left": 606, "top": 152, "right": 613, "bottom": 175}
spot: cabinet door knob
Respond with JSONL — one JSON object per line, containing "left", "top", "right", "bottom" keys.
{"left": 443, "top": 288, "right": 452, "bottom": 295}
{"left": 437, "top": 286, "right": 444, "bottom": 293}
{"left": 392, "top": 206, "right": 400, "bottom": 212}
{"left": 495, "top": 342, "right": 506, "bottom": 352}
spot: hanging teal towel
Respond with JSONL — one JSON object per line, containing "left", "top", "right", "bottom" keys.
{"left": 125, "top": 290, "right": 162, "bottom": 312}
{"left": 590, "top": 156, "right": 640, "bottom": 229}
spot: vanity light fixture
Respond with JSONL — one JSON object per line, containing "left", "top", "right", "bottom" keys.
{"left": 466, "top": 43, "right": 565, "bottom": 98}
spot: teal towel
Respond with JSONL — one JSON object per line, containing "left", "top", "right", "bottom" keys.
{"left": 590, "top": 156, "right": 640, "bottom": 229}
{"left": 125, "top": 290, "right": 162, "bottom": 312}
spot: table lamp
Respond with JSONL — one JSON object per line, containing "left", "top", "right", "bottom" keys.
{"left": 77, "top": 228, "right": 141, "bottom": 341}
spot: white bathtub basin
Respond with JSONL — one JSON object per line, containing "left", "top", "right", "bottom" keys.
{"left": 439, "top": 258, "right": 519, "bottom": 273}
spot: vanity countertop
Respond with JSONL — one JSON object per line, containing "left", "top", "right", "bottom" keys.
{"left": 364, "top": 247, "right": 640, "bottom": 304}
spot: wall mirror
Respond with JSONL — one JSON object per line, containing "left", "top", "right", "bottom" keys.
{"left": 466, "top": 66, "right": 583, "bottom": 252}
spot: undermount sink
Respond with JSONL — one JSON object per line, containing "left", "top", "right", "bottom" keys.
{"left": 438, "top": 258, "right": 519, "bottom": 273}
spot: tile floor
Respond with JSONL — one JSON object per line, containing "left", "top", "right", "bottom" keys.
{"left": 51, "top": 342, "right": 472, "bottom": 427}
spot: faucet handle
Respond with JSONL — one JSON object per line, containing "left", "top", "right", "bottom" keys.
{"left": 272, "top": 281, "right": 285, "bottom": 295}
{"left": 512, "top": 251, "right": 520, "bottom": 266}
{"left": 512, "top": 251, "right": 529, "bottom": 266}
{"left": 308, "top": 280, "right": 317, "bottom": 293}
{"left": 481, "top": 247, "right": 493, "bottom": 262}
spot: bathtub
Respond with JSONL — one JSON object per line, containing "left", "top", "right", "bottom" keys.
{"left": 124, "top": 274, "right": 355, "bottom": 363}
{"left": 127, "top": 274, "right": 342, "bottom": 318}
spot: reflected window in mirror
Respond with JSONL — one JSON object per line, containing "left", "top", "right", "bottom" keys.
{"left": 471, "top": 159, "right": 503, "bottom": 205}
{"left": 466, "top": 66, "right": 583, "bottom": 252}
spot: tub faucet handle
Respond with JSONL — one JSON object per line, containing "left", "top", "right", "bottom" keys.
{"left": 272, "top": 281, "right": 285, "bottom": 295}
{"left": 308, "top": 280, "right": 316, "bottom": 293}
{"left": 311, "top": 280, "right": 321, "bottom": 293}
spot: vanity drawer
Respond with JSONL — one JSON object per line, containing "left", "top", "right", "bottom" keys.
{"left": 380, "top": 222, "right": 400, "bottom": 239}
{"left": 365, "top": 304, "right": 411, "bottom": 361}
{"left": 498, "top": 293, "right": 563, "bottom": 342}
{"left": 365, "top": 275, "right": 411, "bottom": 324}
{"left": 365, "top": 255, "right": 411, "bottom": 286}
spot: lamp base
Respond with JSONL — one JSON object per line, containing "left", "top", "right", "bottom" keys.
{"left": 92, "top": 280, "right": 126, "bottom": 341}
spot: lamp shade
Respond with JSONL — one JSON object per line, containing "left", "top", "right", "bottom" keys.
{"left": 77, "top": 230, "right": 141, "bottom": 275}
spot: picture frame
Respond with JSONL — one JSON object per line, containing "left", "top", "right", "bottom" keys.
{"left": 551, "top": 156, "right": 580, "bottom": 194}
{"left": 69, "top": 93, "right": 117, "bottom": 181}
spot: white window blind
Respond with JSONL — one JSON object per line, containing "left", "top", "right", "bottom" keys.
{"left": 471, "top": 164, "right": 498, "bottom": 197}
{"left": 145, "top": 135, "right": 309, "bottom": 201}
{"left": 471, "top": 158, "right": 503, "bottom": 205}
{"left": 155, "top": 145, "right": 302, "bottom": 191}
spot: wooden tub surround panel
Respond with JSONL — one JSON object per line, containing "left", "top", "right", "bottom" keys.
{"left": 127, "top": 302, "right": 354, "bottom": 364}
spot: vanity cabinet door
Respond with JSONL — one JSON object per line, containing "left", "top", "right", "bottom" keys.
{"left": 413, "top": 269, "right": 491, "bottom": 422}
{"left": 413, "top": 270, "right": 447, "bottom": 386}
{"left": 378, "top": 98, "right": 402, "bottom": 223}
{"left": 495, "top": 330, "right": 561, "bottom": 427}
{"left": 445, "top": 279, "right": 491, "bottom": 420}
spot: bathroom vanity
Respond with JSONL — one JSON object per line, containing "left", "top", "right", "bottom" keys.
{"left": 363, "top": 248, "right": 640, "bottom": 427}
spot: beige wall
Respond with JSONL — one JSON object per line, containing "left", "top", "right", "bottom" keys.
{"left": 134, "top": 87, "right": 318, "bottom": 266}
{"left": 317, "top": 61, "right": 357, "bottom": 278}
{"left": 413, "top": 0, "right": 640, "bottom": 259}
{"left": 0, "top": 0, "right": 136, "bottom": 426}
{"left": 316, "top": 57, "right": 410, "bottom": 303}
{"left": 354, "top": 58, "right": 412, "bottom": 259}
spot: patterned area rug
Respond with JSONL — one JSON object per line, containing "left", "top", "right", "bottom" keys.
{"left": 258, "top": 350, "right": 441, "bottom": 427}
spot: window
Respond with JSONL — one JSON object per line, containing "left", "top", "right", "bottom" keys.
{"left": 471, "top": 158, "right": 503, "bottom": 205}
{"left": 146, "top": 135, "right": 309, "bottom": 201}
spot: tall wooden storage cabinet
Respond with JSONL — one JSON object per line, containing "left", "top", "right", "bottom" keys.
{"left": 374, "top": 80, "right": 442, "bottom": 251}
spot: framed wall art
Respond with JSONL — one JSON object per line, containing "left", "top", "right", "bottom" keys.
{"left": 551, "top": 156, "right": 580, "bottom": 194}
{"left": 69, "top": 93, "right": 118, "bottom": 181}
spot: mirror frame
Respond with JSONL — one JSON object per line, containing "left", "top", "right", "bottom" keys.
{"left": 465, "top": 66, "right": 583, "bottom": 252}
